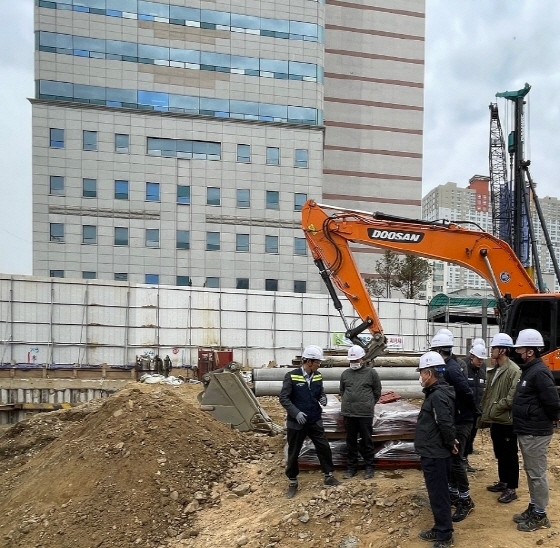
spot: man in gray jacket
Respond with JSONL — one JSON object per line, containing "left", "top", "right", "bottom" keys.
{"left": 340, "top": 345, "right": 382, "bottom": 479}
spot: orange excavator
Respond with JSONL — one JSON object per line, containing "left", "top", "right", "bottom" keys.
{"left": 301, "top": 200, "right": 560, "bottom": 377}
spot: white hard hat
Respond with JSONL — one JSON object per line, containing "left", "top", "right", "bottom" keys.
{"left": 430, "top": 332, "right": 454, "bottom": 349}
{"left": 470, "top": 343, "right": 487, "bottom": 359}
{"left": 472, "top": 338, "right": 486, "bottom": 348}
{"left": 490, "top": 333, "right": 513, "bottom": 348}
{"left": 417, "top": 351, "right": 446, "bottom": 371}
{"left": 514, "top": 329, "right": 544, "bottom": 348}
{"left": 348, "top": 345, "right": 366, "bottom": 361}
{"left": 436, "top": 328, "right": 454, "bottom": 341}
{"left": 302, "top": 345, "right": 324, "bottom": 360}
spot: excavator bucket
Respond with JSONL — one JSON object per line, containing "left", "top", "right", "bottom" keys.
{"left": 197, "top": 362, "right": 283, "bottom": 435}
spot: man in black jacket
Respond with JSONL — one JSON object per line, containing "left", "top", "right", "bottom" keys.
{"left": 340, "top": 345, "right": 382, "bottom": 479}
{"left": 415, "top": 351, "right": 457, "bottom": 548}
{"left": 430, "top": 332, "right": 478, "bottom": 522}
{"left": 512, "top": 329, "right": 560, "bottom": 531}
{"left": 279, "top": 345, "right": 340, "bottom": 498}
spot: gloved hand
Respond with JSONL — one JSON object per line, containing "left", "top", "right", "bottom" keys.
{"left": 296, "top": 412, "right": 307, "bottom": 425}
{"left": 319, "top": 394, "right": 328, "bottom": 406}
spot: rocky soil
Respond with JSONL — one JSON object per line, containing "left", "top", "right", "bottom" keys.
{"left": 0, "top": 382, "right": 559, "bottom": 548}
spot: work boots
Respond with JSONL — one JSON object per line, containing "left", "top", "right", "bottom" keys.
{"left": 285, "top": 480, "right": 298, "bottom": 499}
{"left": 324, "top": 473, "right": 341, "bottom": 487}
{"left": 451, "top": 497, "right": 475, "bottom": 522}
{"left": 364, "top": 466, "right": 375, "bottom": 479}
{"left": 517, "top": 510, "right": 551, "bottom": 532}
{"left": 343, "top": 468, "right": 358, "bottom": 479}
{"left": 513, "top": 503, "right": 535, "bottom": 523}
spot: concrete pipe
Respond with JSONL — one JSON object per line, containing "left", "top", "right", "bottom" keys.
{"left": 252, "top": 366, "right": 420, "bottom": 382}
{"left": 253, "top": 380, "right": 424, "bottom": 399}
{"left": 322, "top": 356, "right": 420, "bottom": 367}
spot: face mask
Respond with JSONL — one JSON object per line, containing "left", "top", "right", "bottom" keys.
{"left": 419, "top": 375, "right": 425, "bottom": 387}
{"left": 349, "top": 363, "right": 362, "bottom": 370}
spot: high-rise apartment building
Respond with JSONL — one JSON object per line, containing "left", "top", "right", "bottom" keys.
{"left": 32, "top": 0, "right": 425, "bottom": 290}
{"left": 422, "top": 176, "right": 492, "bottom": 295}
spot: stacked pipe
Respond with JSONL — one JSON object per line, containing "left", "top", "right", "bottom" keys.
{"left": 253, "top": 359, "right": 423, "bottom": 399}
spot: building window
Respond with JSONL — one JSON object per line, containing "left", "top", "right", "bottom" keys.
{"left": 114, "top": 227, "right": 129, "bottom": 246}
{"left": 146, "top": 182, "right": 160, "bottom": 201}
{"left": 236, "top": 234, "right": 250, "bottom": 252}
{"left": 115, "top": 180, "right": 129, "bottom": 200}
{"left": 49, "top": 128, "right": 64, "bottom": 148}
{"left": 177, "top": 185, "right": 190, "bottom": 204}
{"left": 146, "top": 229, "right": 160, "bottom": 248}
{"left": 237, "top": 144, "right": 251, "bottom": 163}
{"left": 265, "top": 279, "right": 278, "bottom": 291}
{"left": 294, "top": 237, "right": 307, "bottom": 256}
{"left": 82, "top": 225, "right": 97, "bottom": 244}
{"left": 237, "top": 189, "right": 250, "bottom": 208}
{"left": 295, "top": 148, "right": 308, "bottom": 168}
{"left": 49, "top": 175, "right": 64, "bottom": 196}
{"left": 50, "top": 223, "right": 64, "bottom": 242}
{"left": 83, "top": 130, "right": 98, "bottom": 151}
{"left": 114, "top": 273, "right": 128, "bottom": 281}
{"left": 82, "top": 271, "right": 96, "bottom": 280}
{"left": 207, "top": 187, "right": 221, "bottom": 206}
{"left": 176, "top": 276, "right": 192, "bottom": 286}
{"left": 266, "top": 147, "right": 280, "bottom": 165}
{"left": 205, "top": 277, "right": 220, "bottom": 288}
{"left": 176, "top": 230, "right": 190, "bottom": 249}
{"left": 266, "top": 191, "right": 279, "bottom": 210}
{"left": 145, "top": 274, "right": 159, "bottom": 285}
{"left": 236, "top": 278, "right": 249, "bottom": 290}
{"left": 49, "top": 270, "right": 64, "bottom": 278}
{"left": 294, "top": 280, "right": 307, "bottom": 293}
{"left": 83, "top": 178, "right": 97, "bottom": 198}
{"left": 115, "top": 133, "right": 129, "bottom": 153}
{"left": 147, "top": 137, "right": 221, "bottom": 160}
{"left": 206, "top": 232, "right": 220, "bottom": 251}
{"left": 265, "top": 235, "right": 279, "bottom": 254}
{"left": 294, "top": 193, "right": 307, "bottom": 211}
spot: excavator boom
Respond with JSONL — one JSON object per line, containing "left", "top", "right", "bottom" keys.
{"left": 302, "top": 200, "right": 537, "bottom": 359}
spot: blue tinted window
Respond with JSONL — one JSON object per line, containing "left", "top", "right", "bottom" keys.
{"left": 83, "top": 225, "right": 97, "bottom": 244}
{"left": 206, "top": 232, "right": 220, "bottom": 251}
{"left": 146, "top": 229, "right": 159, "bottom": 247}
{"left": 177, "top": 185, "right": 190, "bottom": 204}
{"left": 138, "top": 1, "right": 168, "bottom": 17}
{"left": 42, "top": 81, "right": 73, "bottom": 98}
{"left": 236, "top": 278, "right": 249, "bottom": 290}
{"left": 205, "top": 277, "right": 220, "bottom": 288}
{"left": 170, "top": 5, "right": 200, "bottom": 21}
{"left": 265, "top": 235, "right": 279, "bottom": 254}
{"left": 202, "top": 9, "right": 231, "bottom": 25}
{"left": 50, "top": 270, "right": 64, "bottom": 278}
{"left": 50, "top": 175, "right": 64, "bottom": 195}
{"left": 114, "top": 227, "right": 128, "bottom": 246}
{"left": 207, "top": 187, "right": 221, "bottom": 206}
{"left": 83, "top": 130, "right": 97, "bottom": 151}
{"left": 83, "top": 178, "right": 97, "bottom": 198}
{"left": 266, "top": 191, "right": 279, "bottom": 210}
{"left": 177, "top": 230, "right": 190, "bottom": 249}
{"left": 50, "top": 128, "right": 64, "bottom": 148}
{"left": 138, "top": 44, "right": 169, "bottom": 60}
{"left": 146, "top": 182, "right": 160, "bottom": 201}
{"left": 145, "top": 273, "right": 159, "bottom": 284}
{"left": 294, "top": 237, "right": 307, "bottom": 255}
{"left": 114, "top": 272, "right": 128, "bottom": 281}
{"left": 266, "top": 147, "right": 280, "bottom": 166}
{"left": 294, "top": 193, "right": 307, "bottom": 211}
{"left": 106, "top": 39, "right": 137, "bottom": 56}
{"left": 237, "top": 189, "right": 250, "bottom": 208}
{"left": 265, "top": 279, "right": 278, "bottom": 291}
{"left": 236, "top": 234, "right": 250, "bottom": 252}
{"left": 82, "top": 271, "right": 96, "bottom": 279}
{"left": 295, "top": 149, "right": 309, "bottom": 168}
{"left": 294, "top": 280, "right": 307, "bottom": 293}
{"left": 50, "top": 223, "right": 64, "bottom": 242}
{"left": 115, "top": 133, "right": 129, "bottom": 153}
{"left": 169, "top": 48, "right": 200, "bottom": 64}
{"left": 177, "top": 275, "right": 192, "bottom": 286}
{"left": 115, "top": 180, "right": 129, "bottom": 200}
{"left": 260, "top": 59, "right": 289, "bottom": 74}
{"left": 237, "top": 144, "right": 251, "bottom": 163}
{"left": 138, "top": 90, "right": 169, "bottom": 108}
{"left": 107, "top": 0, "right": 135, "bottom": 11}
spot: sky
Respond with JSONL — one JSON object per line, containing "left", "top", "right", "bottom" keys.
{"left": 1, "top": 0, "right": 560, "bottom": 275}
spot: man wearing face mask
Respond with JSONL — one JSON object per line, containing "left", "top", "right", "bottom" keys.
{"left": 415, "top": 351, "right": 458, "bottom": 548}
{"left": 511, "top": 329, "right": 560, "bottom": 532}
{"left": 339, "top": 345, "right": 382, "bottom": 480}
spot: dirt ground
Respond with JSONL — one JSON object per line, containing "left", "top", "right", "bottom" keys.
{"left": 0, "top": 382, "right": 559, "bottom": 548}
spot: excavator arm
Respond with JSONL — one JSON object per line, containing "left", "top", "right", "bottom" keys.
{"left": 302, "top": 200, "right": 537, "bottom": 359}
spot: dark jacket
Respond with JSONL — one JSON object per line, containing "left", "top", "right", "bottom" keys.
{"left": 340, "top": 366, "right": 382, "bottom": 417}
{"left": 465, "top": 356, "right": 487, "bottom": 408}
{"left": 442, "top": 355, "right": 478, "bottom": 423}
{"left": 512, "top": 357, "right": 560, "bottom": 436}
{"left": 414, "top": 379, "right": 456, "bottom": 458}
{"left": 279, "top": 367, "right": 326, "bottom": 430}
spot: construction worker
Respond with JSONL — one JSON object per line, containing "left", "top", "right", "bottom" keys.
{"left": 511, "top": 329, "right": 560, "bottom": 531}
{"left": 415, "top": 351, "right": 457, "bottom": 548}
{"left": 463, "top": 343, "right": 487, "bottom": 472}
{"left": 279, "top": 345, "right": 340, "bottom": 498}
{"left": 478, "top": 333, "right": 520, "bottom": 504}
{"left": 430, "top": 331, "right": 478, "bottom": 522}
{"left": 340, "top": 345, "right": 382, "bottom": 480}
{"left": 436, "top": 328, "right": 467, "bottom": 372}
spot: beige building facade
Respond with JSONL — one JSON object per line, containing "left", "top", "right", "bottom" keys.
{"left": 32, "top": 0, "right": 425, "bottom": 290}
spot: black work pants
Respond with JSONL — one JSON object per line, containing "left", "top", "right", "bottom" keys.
{"left": 421, "top": 456, "right": 454, "bottom": 541}
{"left": 285, "top": 422, "right": 334, "bottom": 480}
{"left": 490, "top": 423, "right": 519, "bottom": 489}
{"left": 465, "top": 425, "right": 478, "bottom": 456}
{"left": 344, "top": 416, "right": 375, "bottom": 469}
{"left": 449, "top": 421, "right": 472, "bottom": 494}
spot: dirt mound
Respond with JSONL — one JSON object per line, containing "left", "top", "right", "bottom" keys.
{"left": 0, "top": 383, "right": 268, "bottom": 548}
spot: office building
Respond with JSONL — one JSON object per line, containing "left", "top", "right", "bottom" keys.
{"left": 32, "top": 0, "right": 425, "bottom": 290}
